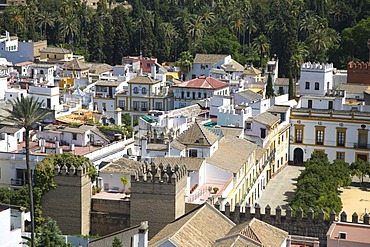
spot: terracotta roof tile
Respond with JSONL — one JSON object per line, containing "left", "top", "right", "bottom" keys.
{"left": 174, "top": 76, "right": 228, "bottom": 89}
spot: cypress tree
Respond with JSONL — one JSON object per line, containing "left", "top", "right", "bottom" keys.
{"left": 266, "top": 73, "right": 275, "bottom": 98}
{"left": 289, "top": 73, "right": 294, "bottom": 100}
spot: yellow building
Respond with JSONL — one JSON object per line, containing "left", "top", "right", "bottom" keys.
{"left": 40, "top": 47, "right": 73, "bottom": 61}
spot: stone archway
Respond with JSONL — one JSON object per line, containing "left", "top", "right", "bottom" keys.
{"left": 293, "top": 148, "right": 304, "bottom": 165}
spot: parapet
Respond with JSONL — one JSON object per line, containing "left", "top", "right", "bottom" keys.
{"left": 301, "top": 62, "right": 334, "bottom": 71}
{"left": 131, "top": 160, "right": 187, "bottom": 184}
{"left": 53, "top": 163, "right": 90, "bottom": 177}
{"left": 215, "top": 203, "right": 370, "bottom": 226}
{"left": 348, "top": 61, "right": 370, "bottom": 70}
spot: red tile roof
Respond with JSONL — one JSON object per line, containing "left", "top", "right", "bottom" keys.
{"left": 175, "top": 76, "right": 228, "bottom": 89}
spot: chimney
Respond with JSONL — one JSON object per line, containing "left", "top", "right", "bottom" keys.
{"left": 151, "top": 64, "right": 156, "bottom": 79}
{"left": 138, "top": 221, "right": 148, "bottom": 247}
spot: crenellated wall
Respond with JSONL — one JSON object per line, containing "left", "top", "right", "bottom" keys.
{"left": 347, "top": 61, "right": 370, "bottom": 84}
{"left": 130, "top": 161, "right": 187, "bottom": 239}
{"left": 215, "top": 203, "right": 370, "bottom": 246}
{"left": 41, "top": 164, "right": 92, "bottom": 235}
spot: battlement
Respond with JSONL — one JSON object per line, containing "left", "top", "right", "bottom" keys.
{"left": 215, "top": 203, "right": 370, "bottom": 244}
{"left": 53, "top": 163, "right": 90, "bottom": 177}
{"left": 131, "top": 161, "right": 187, "bottom": 185}
{"left": 348, "top": 61, "right": 370, "bottom": 70}
{"left": 301, "top": 62, "right": 334, "bottom": 71}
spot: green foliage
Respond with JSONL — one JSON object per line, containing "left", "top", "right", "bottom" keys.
{"left": 120, "top": 176, "right": 129, "bottom": 192}
{"left": 265, "top": 73, "right": 274, "bottom": 98}
{"left": 291, "top": 151, "right": 351, "bottom": 215}
{"left": 37, "top": 218, "right": 65, "bottom": 247}
{"left": 111, "top": 237, "right": 123, "bottom": 247}
{"left": 0, "top": 0, "right": 369, "bottom": 77}
{"left": 350, "top": 159, "right": 370, "bottom": 184}
{"left": 288, "top": 74, "right": 294, "bottom": 99}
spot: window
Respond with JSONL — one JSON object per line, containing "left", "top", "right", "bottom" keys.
{"left": 260, "top": 128, "right": 266, "bottom": 139}
{"left": 189, "top": 149, "right": 197, "bottom": 157}
{"left": 181, "top": 91, "right": 184, "bottom": 99}
{"left": 315, "top": 126, "right": 325, "bottom": 145}
{"left": 357, "top": 129, "right": 368, "bottom": 149}
{"left": 328, "top": 101, "right": 333, "bottom": 110}
{"left": 295, "top": 128, "right": 303, "bottom": 143}
{"left": 119, "top": 100, "right": 125, "bottom": 109}
{"left": 308, "top": 100, "right": 312, "bottom": 109}
{"left": 155, "top": 102, "right": 162, "bottom": 110}
{"left": 336, "top": 152, "right": 345, "bottom": 160}
{"left": 336, "top": 128, "right": 346, "bottom": 147}
{"left": 305, "top": 82, "right": 310, "bottom": 89}
{"left": 142, "top": 87, "right": 147, "bottom": 95}
{"left": 72, "top": 133, "right": 77, "bottom": 140}
{"left": 102, "top": 102, "right": 106, "bottom": 111}
{"left": 339, "top": 232, "right": 347, "bottom": 239}
{"left": 133, "top": 101, "right": 139, "bottom": 110}
{"left": 204, "top": 92, "right": 207, "bottom": 98}
{"left": 246, "top": 122, "right": 251, "bottom": 130}
{"left": 198, "top": 92, "right": 201, "bottom": 98}
{"left": 147, "top": 63, "right": 150, "bottom": 68}
{"left": 187, "top": 92, "right": 190, "bottom": 98}
{"left": 133, "top": 87, "right": 139, "bottom": 94}
{"left": 141, "top": 102, "right": 147, "bottom": 111}
{"left": 314, "top": 82, "right": 319, "bottom": 90}
{"left": 356, "top": 153, "right": 368, "bottom": 162}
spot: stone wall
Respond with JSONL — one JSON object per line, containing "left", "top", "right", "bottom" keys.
{"left": 130, "top": 162, "right": 187, "bottom": 239}
{"left": 90, "top": 198, "right": 131, "bottom": 236}
{"left": 42, "top": 164, "right": 91, "bottom": 235}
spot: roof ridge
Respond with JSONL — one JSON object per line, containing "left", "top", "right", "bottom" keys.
{"left": 197, "top": 121, "right": 213, "bottom": 145}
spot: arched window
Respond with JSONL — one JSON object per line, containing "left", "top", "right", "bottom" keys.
{"left": 198, "top": 92, "right": 202, "bottom": 98}
{"left": 142, "top": 87, "right": 147, "bottom": 95}
{"left": 192, "top": 92, "right": 196, "bottom": 99}
{"left": 187, "top": 92, "right": 190, "bottom": 98}
{"left": 315, "top": 82, "right": 319, "bottom": 90}
{"left": 133, "top": 87, "right": 139, "bottom": 94}
{"left": 181, "top": 91, "right": 184, "bottom": 98}
{"left": 305, "top": 82, "right": 310, "bottom": 90}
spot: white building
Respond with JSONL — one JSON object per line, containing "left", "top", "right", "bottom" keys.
{"left": 5, "top": 88, "right": 28, "bottom": 102}
{"left": 172, "top": 76, "right": 229, "bottom": 109}
{"left": 0, "top": 206, "right": 24, "bottom": 247}
{"left": 188, "top": 54, "right": 231, "bottom": 80}
{"left": 28, "top": 85, "right": 60, "bottom": 111}
{"left": 0, "top": 125, "right": 25, "bottom": 152}
{"left": 299, "top": 62, "right": 334, "bottom": 97}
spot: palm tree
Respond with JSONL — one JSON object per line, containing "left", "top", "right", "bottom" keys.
{"left": 187, "top": 14, "right": 206, "bottom": 44}
{"left": 252, "top": 34, "right": 270, "bottom": 69}
{"left": 3, "top": 97, "right": 51, "bottom": 247}
{"left": 245, "top": 17, "right": 257, "bottom": 54}
{"left": 37, "top": 11, "right": 55, "bottom": 39}
{"left": 176, "top": 51, "right": 194, "bottom": 81}
{"left": 60, "top": 14, "right": 79, "bottom": 46}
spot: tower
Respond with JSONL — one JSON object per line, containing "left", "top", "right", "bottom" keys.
{"left": 41, "top": 164, "right": 92, "bottom": 235}
{"left": 300, "top": 62, "right": 334, "bottom": 96}
{"left": 130, "top": 161, "right": 187, "bottom": 239}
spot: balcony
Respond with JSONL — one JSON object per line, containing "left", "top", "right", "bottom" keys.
{"left": 11, "top": 178, "right": 27, "bottom": 186}
{"left": 354, "top": 143, "right": 370, "bottom": 149}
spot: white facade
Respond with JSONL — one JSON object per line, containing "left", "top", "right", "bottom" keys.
{"left": 0, "top": 76, "right": 7, "bottom": 100}
{"left": 5, "top": 88, "right": 28, "bottom": 102}
{"left": 217, "top": 105, "right": 252, "bottom": 129}
{"left": 28, "top": 85, "right": 60, "bottom": 110}
{"left": 28, "top": 65, "right": 55, "bottom": 85}
{"left": 188, "top": 55, "right": 232, "bottom": 80}
{"left": 0, "top": 208, "right": 23, "bottom": 247}
{"left": 299, "top": 62, "right": 334, "bottom": 96}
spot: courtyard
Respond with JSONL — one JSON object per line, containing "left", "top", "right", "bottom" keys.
{"left": 255, "top": 165, "right": 304, "bottom": 214}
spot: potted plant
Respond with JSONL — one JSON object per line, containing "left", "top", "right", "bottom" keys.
{"left": 120, "top": 176, "right": 129, "bottom": 193}
{"left": 213, "top": 187, "right": 219, "bottom": 194}
{"left": 96, "top": 186, "right": 101, "bottom": 193}
{"left": 92, "top": 185, "right": 96, "bottom": 195}
{"left": 208, "top": 186, "right": 213, "bottom": 193}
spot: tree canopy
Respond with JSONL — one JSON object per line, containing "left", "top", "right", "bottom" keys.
{"left": 290, "top": 152, "right": 351, "bottom": 215}
{"left": 0, "top": 0, "right": 367, "bottom": 72}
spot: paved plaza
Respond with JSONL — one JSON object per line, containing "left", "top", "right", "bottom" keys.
{"left": 255, "top": 165, "right": 304, "bottom": 213}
